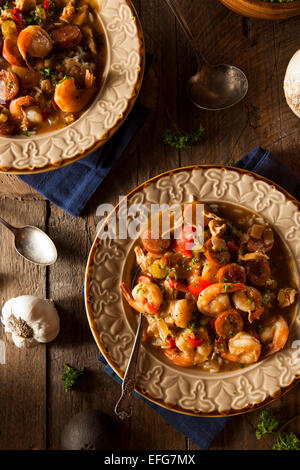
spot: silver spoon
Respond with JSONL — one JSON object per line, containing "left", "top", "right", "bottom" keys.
{"left": 0, "top": 216, "right": 57, "bottom": 266}
{"left": 115, "top": 313, "right": 146, "bottom": 419}
{"left": 164, "top": 0, "right": 248, "bottom": 110}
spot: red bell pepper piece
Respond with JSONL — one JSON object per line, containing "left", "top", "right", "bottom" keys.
{"left": 13, "top": 8, "right": 23, "bottom": 24}
{"left": 188, "top": 333, "right": 204, "bottom": 348}
{"left": 227, "top": 241, "right": 238, "bottom": 252}
{"left": 188, "top": 277, "right": 212, "bottom": 297}
{"left": 171, "top": 225, "right": 195, "bottom": 258}
{"left": 168, "top": 337, "right": 176, "bottom": 348}
{"left": 147, "top": 301, "right": 158, "bottom": 313}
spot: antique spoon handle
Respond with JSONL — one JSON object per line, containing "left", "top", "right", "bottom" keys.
{"left": 0, "top": 216, "right": 17, "bottom": 234}
{"left": 114, "top": 313, "right": 146, "bottom": 420}
{"left": 163, "top": 0, "right": 208, "bottom": 66}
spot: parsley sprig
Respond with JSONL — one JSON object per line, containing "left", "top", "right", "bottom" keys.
{"left": 163, "top": 113, "right": 205, "bottom": 149}
{"left": 62, "top": 363, "right": 85, "bottom": 392}
{"left": 256, "top": 407, "right": 300, "bottom": 450}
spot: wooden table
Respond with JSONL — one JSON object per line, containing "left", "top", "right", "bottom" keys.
{"left": 0, "top": 0, "right": 300, "bottom": 451}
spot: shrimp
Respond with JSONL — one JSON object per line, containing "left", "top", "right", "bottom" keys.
{"left": 260, "top": 315, "right": 289, "bottom": 357}
{"left": 3, "top": 35, "right": 25, "bottom": 67}
{"left": 169, "top": 298, "right": 195, "bottom": 328}
{"left": 232, "top": 286, "right": 264, "bottom": 323}
{"left": 197, "top": 282, "right": 245, "bottom": 316}
{"left": 9, "top": 96, "right": 43, "bottom": 130}
{"left": 134, "top": 245, "right": 154, "bottom": 272}
{"left": 165, "top": 327, "right": 212, "bottom": 367}
{"left": 120, "top": 280, "right": 163, "bottom": 315}
{"left": 164, "top": 348, "right": 194, "bottom": 367}
{"left": 202, "top": 262, "right": 219, "bottom": 283}
{"left": 17, "top": 26, "right": 53, "bottom": 67}
{"left": 53, "top": 77, "right": 96, "bottom": 113}
{"left": 221, "top": 331, "right": 261, "bottom": 364}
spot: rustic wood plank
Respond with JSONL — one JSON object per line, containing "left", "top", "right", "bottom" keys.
{"left": 46, "top": 204, "right": 98, "bottom": 449}
{"left": 0, "top": 198, "right": 47, "bottom": 450}
{"left": 127, "top": 0, "right": 186, "bottom": 450}
{"left": 0, "top": 175, "right": 44, "bottom": 199}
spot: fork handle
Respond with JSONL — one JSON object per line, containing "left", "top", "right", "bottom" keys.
{"left": 114, "top": 313, "right": 146, "bottom": 420}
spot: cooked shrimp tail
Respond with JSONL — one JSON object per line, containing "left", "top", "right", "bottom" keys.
{"left": 120, "top": 280, "right": 163, "bottom": 315}
{"left": 164, "top": 348, "right": 194, "bottom": 367}
{"left": 54, "top": 77, "right": 96, "bottom": 113}
{"left": 261, "top": 315, "right": 289, "bottom": 357}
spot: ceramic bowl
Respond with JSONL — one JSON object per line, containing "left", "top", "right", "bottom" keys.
{"left": 219, "top": 0, "right": 300, "bottom": 20}
{"left": 0, "top": 0, "right": 145, "bottom": 174}
{"left": 85, "top": 165, "right": 300, "bottom": 416}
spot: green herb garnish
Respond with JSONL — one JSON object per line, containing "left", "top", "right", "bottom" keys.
{"left": 255, "top": 407, "right": 300, "bottom": 450}
{"left": 256, "top": 408, "right": 279, "bottom": 439}
{"left": 39, "top": 67, "right": 54, "bottom": 79}
{"left": 24, "top": 8, "right": 43, "bottom": 25}
{"left": 163, "top": 122, "right": 205, "bottom": 149}
{"left": 273, "top": 432, "right": 300, "bottom": 450}
{"left": 62, "top": 363, "right": 85, "bottom": 392}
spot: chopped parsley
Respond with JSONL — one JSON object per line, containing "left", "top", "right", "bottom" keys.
{"left": 24, "top": 8, "right": 44, "bottom": 25}
{"left": 136, "top": 287, "right": 146, "bottom": 294}
{"left": 39, "top": 67, "right": 54, "bottom": 79}
{"left": 2, "top": 0, "right": 9, "bottom": 10}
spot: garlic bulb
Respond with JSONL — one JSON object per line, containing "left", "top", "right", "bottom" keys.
{"left": 1, "top": 295, "right": 60, "bottom": 348}
{"left": 284, "top": 49, "right": 300, "bottom": 118}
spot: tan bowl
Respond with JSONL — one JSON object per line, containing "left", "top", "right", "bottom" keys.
{"left": 0, "top": 0, "right": 145, "bottom": 174}
{"left": 219, "top": 0, "right": 300, "bottom": 20}
{"left": 85, "top": 165, "right": 300, "bottom": 417}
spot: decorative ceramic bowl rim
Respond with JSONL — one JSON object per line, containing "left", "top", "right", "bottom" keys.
{"left": 228, "top": 0, "right": 300, "bottom": 8}
{"left": 85, "top": 164, "right": 300, "bottom": 417}
{"left": 0, "top": 0, "right": 145, "bottom": 174}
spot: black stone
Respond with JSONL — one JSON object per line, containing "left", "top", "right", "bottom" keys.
{"left": 61, "top": 409, "right": 120, "bottom": 450}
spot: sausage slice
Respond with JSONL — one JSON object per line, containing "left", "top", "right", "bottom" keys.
{"left": 51, "top": 25, "right": 82, "bottom": 48}
{"left": 0, "top": 70, "right": 19, "bottom": 102}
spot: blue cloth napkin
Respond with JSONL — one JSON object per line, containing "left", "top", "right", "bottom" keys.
{"left": 19, "top": 102, "right": 150, "bottom": 217}
{"left": 97, "top": 146, "right": 300, "bottom": 450}
{"left": 235, "top": 146, "right": 300, "bottom": 201}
